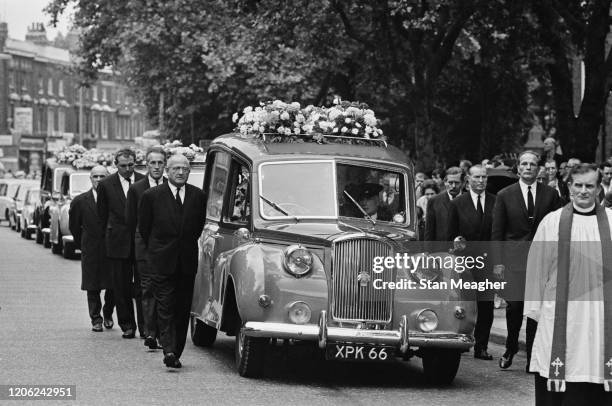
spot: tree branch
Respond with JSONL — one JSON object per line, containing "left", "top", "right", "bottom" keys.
{"left": 329, "top": 0, "right": 376, "bottom": 49}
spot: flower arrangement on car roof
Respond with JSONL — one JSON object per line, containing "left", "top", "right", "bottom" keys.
{"left": 232, "top": 98, "right": 385, "bottom": 143}
{"left": 161, "top": 140, "right": 204, "bottom": 161}
{"left": 55, "top": 144, "right": 114, "bottom": 169}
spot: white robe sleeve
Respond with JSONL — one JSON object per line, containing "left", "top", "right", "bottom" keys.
{"left": 524, "top": 212, "right": 557, "bottom": 321}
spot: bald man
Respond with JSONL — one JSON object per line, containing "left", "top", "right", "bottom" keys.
{"left": 138, "top": 154, "right": 205, "bottom": 368}
{"left": 69, "top": 165, "right": 115, "bottom": 332}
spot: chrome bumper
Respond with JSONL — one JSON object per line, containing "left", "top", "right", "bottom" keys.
{"left": 62, "top": 235, "right": 74, "bottom": 244}
{"left": 243, "top": 311, "right": 474, "bottom": 354}
{"left": 27, "top": 225, "right": 37, "bottom": 231}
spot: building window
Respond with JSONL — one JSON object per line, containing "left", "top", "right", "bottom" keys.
{"left": 38, "top": 77, "right": 44, "bottom": 95}
{"left": 101, "top": 113, "right": 108, "bottom": 139}
{"left": 9, "top": 71, "right": 15, "bottom": 90}
{"left": 58, "top": 108, "right": 66, "bottom": 132}
{"left": 92, "top": 86, "right": 98, "bottom": 101}
{"left": 102, "top": 87, "right": 107, "bottom": 102}
{"left": 47, "top": 108, "right": 56, "bottom": 134}
{"left": 48, "top": 78, "right": 54, "bottom": 95}
{"left": 58, "top": 79, "right": 64, "bottom": 97}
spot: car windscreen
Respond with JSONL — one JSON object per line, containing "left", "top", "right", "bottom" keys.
{"left": 70, "top": 173, "right": 91, "bottom": 197}
{"left": 337, "top": 163, "right": 408, "bottom": 224}
{"left": 259, "top": 161, "right": 337, "bottom": 218}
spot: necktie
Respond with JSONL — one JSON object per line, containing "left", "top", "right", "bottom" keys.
{"left": 124, "top": 177, "right": 131, "bottom": 196}
{"left": 175, "top": 187, "right": 182, "bottom": 209}
{"left": 527, "top": 185, "right": 535, "bottom": 220}
{"left": 477, "top": 194, "right": 483, "bottom": 218}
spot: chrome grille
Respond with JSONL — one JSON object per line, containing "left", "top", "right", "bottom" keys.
{"left": 331, "top": 237, "right": 393, "bottom": 323}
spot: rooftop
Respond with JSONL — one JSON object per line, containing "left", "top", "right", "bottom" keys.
{"left": 5, "top": 37, "right": 71, "bottom": 64}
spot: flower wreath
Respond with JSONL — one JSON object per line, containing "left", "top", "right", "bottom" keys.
{"left": 161, "top": 140, "right": 204, "bottom": 161}
{"left": 55, "top": 144, "right": 114, "bottom": 169}
{"left": 232, "top": 98, "right": 385, "bottom": 144}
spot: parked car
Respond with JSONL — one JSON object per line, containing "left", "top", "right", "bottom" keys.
{"left": 189, "top": 133, "right": 476, "bottom": 383}
{"left": 8, "top": 180, "right": 39, "bottom": 231}
{"left": 0, "top": 179, "right": 22, "bottom": 225}
{"left": 20, "top": 188, "right": 40, "bottom": 239}
{"left": 49, "top": 169, "right": 90, "bottom": 258}
{"left": 33, "top": 159, "right": 72, "bottom": 247}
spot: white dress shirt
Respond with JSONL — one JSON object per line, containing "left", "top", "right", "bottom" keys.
{"left": 168, "top": 182, "right": 185, "bottom": 204}
{"left": 469, "top": 189, "right": 485, "bottom": 212}
{"left": 119, "top": 174, "right": 135, "bottom": 197}
{"left": 518, "top": 179, "right": 537, "bottom": 209}
{"left": 148, "top": 176, "right": 162, "bottom": 189}
{"left": 92, "top": 188, "right": 97, "bottom": 203}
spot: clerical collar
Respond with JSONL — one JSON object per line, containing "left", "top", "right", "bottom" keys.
{"left": 572, "top": 203, "right": 596, "bottom": 216}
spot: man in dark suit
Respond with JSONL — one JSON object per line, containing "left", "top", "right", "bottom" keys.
{"left": 344, "top": 182, "right": 393, "bottom": 221}
{"left": 69, "top": 165, "right": 114, "bottom": 332}
{"left": 447, "top": 164, "right": 496, "bottom": 360}
{"left": 425, "top": 166, "right": 464, "bottom": 242}
{"left": 97, "top": 149, "right": 145, "bottom": 338}
{"left": 598, "top": 162, "right": 612, "bottom": 203}
{"left": 139, "top": 154, "right": 205, "bottom": 368}
{"left": 126, "top": 146, "right": 166, "bottom": 350}
{"left": 492, "top": 150, "right": 561, "bottom": 370}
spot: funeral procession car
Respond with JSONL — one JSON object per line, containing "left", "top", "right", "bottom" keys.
{"left": 34, "top": 158, "right": 72, "bottom": 247}
{"left": 49, "top": 168, "right": 91, "bottom": 258}
{"left": 189, "top": 129, "right": 477, "bottom": 384}
{"left": 8, "top": 179, "right": 39, "bottom": 231}
{"left": 20, "top": 188, "right": 40, "bottom": 239}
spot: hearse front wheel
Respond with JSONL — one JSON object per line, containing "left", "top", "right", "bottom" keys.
{"left": 421, "top": 349, "right": 461, "bottom": 385}
{"left": 235, "top": 317, "right": 267, "bottom": 378}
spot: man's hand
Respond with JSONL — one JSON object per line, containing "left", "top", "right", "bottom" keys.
{"left": 493, "top": 264, "right": 505, "bottom": 280}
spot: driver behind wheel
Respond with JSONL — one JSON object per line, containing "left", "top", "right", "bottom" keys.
{"left": 344, "top": 183, "right": 392, "bottom": 221}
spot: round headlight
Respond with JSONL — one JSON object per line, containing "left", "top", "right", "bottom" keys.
{"left": 416, "top": 309, "right": 438, "bottom": 332}
{"left": 283, "top": 245, "right": 313, "bottom": 277}
{"left": 288, "top": 301, "right": 312, "bottom": 324}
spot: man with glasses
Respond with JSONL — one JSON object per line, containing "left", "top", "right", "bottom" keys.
{"left": 97, "top": 149, "right": 145, "bottom": 339}
{"left": 139, "top": 154, "right": 205, "bottom": 369}
{"left": 425, "top": 166, "right": 464, "bottom": 241}
{"left": 126, "top": 146, "right": 167, "bottom": 349}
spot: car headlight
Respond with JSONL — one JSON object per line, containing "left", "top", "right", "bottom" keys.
{"left": 283, "top": 245, "right": 313, "bottom": 277}
{"left": 416, "top": 309, "right": 438, "bottom": 332}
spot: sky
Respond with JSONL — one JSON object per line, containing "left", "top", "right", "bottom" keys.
{"left": 0, "top": 0, "right": 73, "bottom": 41}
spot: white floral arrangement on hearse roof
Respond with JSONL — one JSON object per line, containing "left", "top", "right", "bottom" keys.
{"left": 55, "top": 144, "right": 114, "bottom": 169}
{"left": 161, "top": 140, "right": 204, "bottom": 161}
{"left": 232, "top": 98, "right": 385, "bottom": 143}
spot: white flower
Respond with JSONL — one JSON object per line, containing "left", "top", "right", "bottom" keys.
{"left": 333, "top": 96, "right": 341, "bottom": 105}
{"left": 232, "top": 112, "right": 239, "bottom": 123}
{"left": 277, "top": 126, "right": 285, "bottom": 134}
{"left": 252, "top": 123, "right": 260, "bottom": 132}
{"left": 294, "top": 128, "right": 301, "bottom": 135}
{"left": 377, "top": 128, "right": 383, "bottom": 135}
{"left": 341, "top": 127, "right": 348, "bottom": 133}
{"left": 302, "top": 124, "right": 314, "bottom": 133}
{"left": 344, "top": 117, "right": 352, "bottom": 124}
{"left": 364, "top": 114, "right": 377, "bottom": 127}
{"left": 243, "top": 106, "right": 253, "bottom": 114}
{"left": 351, "top": 128, "right": 359, "bottom": 135}
{"left": 355, "top": 122, "right": 362, "bottom": 128}
{"left": 284, "top": 128, "right": 292, "bottom": 135}
{"left": 290, "top": 102, "right": 301, "bottom": 110}
{"left": 240, "top": 124, "right": 248, "bottom": 133}
{"left": 280, "top": 111, "right": 290, "bottom": 120}
{"left": 328, "top": 108, "right": 342, "bottom": 121}
{"left": 333, "top": 127, "right": 339, "bottom": 133}
{"left": 365, "top": 126, "right": 372, "bottom": 134}
{"left": 296, "top": 113, "right": 305, "bottom": 123}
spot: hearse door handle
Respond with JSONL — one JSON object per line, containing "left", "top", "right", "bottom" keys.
{"left": 210, "top": 233, "right": 223, "bottom": 240}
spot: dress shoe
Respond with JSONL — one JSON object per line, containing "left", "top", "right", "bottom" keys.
{"left": 144, "top": 336, "right": 161, "bottom": 350}
{"left": 474, "top": 349, "right": 493, "bottom": 360}
{"left": 163, "top": 352, "right": 182, "bottom": 369}
{"left": 122, "top": 328, "right": 135, "bottom": 339}
{"left": 499, "top": 351, "right": 514, "bottom": 369}
{"left": 103, "top": 318, "right": 114, "bottom": 329}
{"left": 92, "top": 323, "right": 103, "bottom": 332}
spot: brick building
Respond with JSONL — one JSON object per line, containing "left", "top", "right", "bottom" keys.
{"left": 0, "top": 22, "right": 151, "bottom": 174}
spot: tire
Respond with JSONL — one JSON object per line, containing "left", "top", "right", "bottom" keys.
{"left": 62, "top": 241, "right": 75, "bottom": 259}
{"left": 190, "top": 315, "right": 217, "bottom": 347}
{"left": 52, "top": 240, "right": 63, "bottom": 255}
{"left": 15, "top": 219, "right": 21, "bottom": 232}
{"left": 20, "top": 228, "right": 26, "bottom": 238}
{"left": 35, "top": 227, "right": 43, "bottom": 244}
{"left": 43, "top": 232, "right": 51, "bottom": 248}
{"left": 235, "top": 316, "right": 267, "bottom": 378}
{"left": 421, "top": 349, "right": 461, "bottom": 385}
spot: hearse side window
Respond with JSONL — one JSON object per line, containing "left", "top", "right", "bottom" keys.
{"left": 206, "top": 151, "right": 231, "bottom": 221}
{"left": 224, "top": 161, "right": 250, "bottom": 225}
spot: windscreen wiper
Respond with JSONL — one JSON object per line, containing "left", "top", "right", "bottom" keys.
{"left": 343, "top": 190, "right": 376, "bottom": 226}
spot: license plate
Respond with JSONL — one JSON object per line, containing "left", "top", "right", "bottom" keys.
{"left": 325, "top": 344, "right": 395, "bottom": 361}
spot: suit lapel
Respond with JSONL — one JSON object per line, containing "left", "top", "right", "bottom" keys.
{"left": 165, "top": 184, "right": 181, "bottom": 232}
{"left": 113, "top": 174, "right": 126, "bottom": 204}
{"left": 86, "top": 189, "right": 97, "bottom": 218}
{"left": 513, "top": 183, "right": 529, "bottom": 219}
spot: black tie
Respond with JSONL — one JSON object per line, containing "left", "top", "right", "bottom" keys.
{"left": 477, "top": 194, "right": 483, "bottom": 218}
{"left": 125, "top": 177, "right": 131, "bottom": 185}
{"left": 175, "top": 187, "right": 182, "bottom": 210}
{"left": 527, "top": 185, "right": 535, "bottom": 220}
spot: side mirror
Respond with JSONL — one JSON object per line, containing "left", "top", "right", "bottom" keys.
{"left": 450, "top": 236, "right": 467, "bottom": 254}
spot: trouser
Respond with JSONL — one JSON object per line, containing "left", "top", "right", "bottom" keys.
{"left": 109, "top": 258, "right": 136, "bottom": 332}
{"left": 535, "top": 374, "right": 612, "bottom": 406}
{"left": 474, "top": 300, "right": 494, "bottom": 352}
{"left": 86, "top": 289, "right": 114, "bottom": 325}
{"left": 153, "top": 264, "right": 195, "bottom": 359}
{"left": 505, "top": 300, "right": 537, "bottom": 358}
{"left": 137, "top": 259, "right": 158, "bottom": 338}
{"left": 133, "top": 262, "right": 144, "bottom": 337}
